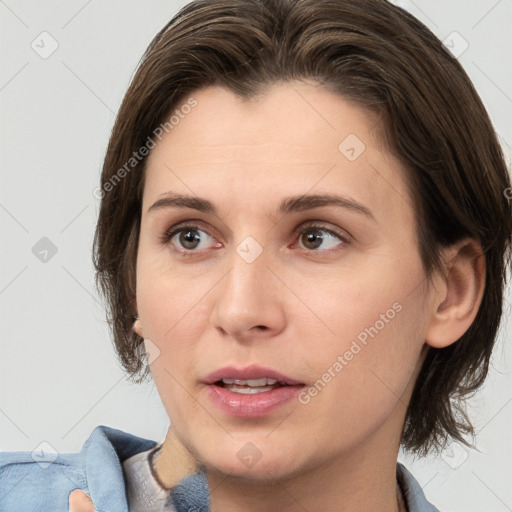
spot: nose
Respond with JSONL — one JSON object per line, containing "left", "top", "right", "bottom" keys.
{"left": 210, "top": 247, "right": 287, "bottom": 342}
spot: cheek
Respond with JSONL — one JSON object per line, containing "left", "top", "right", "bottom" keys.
{"left": 135, "top": 259, "right": 222, "bottom": 413}
{"left": 301, "top": 287, "right": 427, "bottom": 442}
{"left": 293, "top": 264, "right": 428, "bottom": 428}
{"left": 135, "top": 247, "right": 216, "bottom": 347}
{"left": 136, "top": 273, "right": 210, "bottom": 425}
{"left": 295, "top": 259, "right": 421, "bottom": 362}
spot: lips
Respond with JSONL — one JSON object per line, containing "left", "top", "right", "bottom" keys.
{"left": 203, "top": 365, "right": 305, "bottom": 418}
{"left": 203, "top": 365, "right": 304, "bottom": 386}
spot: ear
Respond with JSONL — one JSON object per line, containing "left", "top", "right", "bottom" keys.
{"left": 132, "top": 299, "right": 144, "bottom": 338}
{"left": 133, "top": 318, "right": 144, "bottom": 338}
{"left": 425, "top": 239, "right": 486, "bottom": 349}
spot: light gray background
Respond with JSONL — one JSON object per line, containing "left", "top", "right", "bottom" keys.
{"left": 1, "top": 1, "right": 511, "bottom": 510}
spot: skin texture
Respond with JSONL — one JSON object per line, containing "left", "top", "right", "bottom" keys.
{"left": 68, "top": 489, "right": 95, "bottom": 511}
{"left": 152, "top": 425, "right": 200, "bottom": 489}
{"left": 132, "top": 82, "right": 485, "bottom": 512}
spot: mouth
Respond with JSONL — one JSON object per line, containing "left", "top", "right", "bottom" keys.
{"left": 213, "top": 377, "right": 290, "bottom": 394}
{"left": 204, "top": 365, "right": 304, "bottom": 388}
{"left": 203, "top": 365, "right": 305, "bottom": 418}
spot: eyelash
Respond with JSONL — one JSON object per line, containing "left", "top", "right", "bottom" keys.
{"left": 159, "top": 221, "right": 351, "bottom": 257}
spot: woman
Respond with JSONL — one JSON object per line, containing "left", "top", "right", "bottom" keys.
{"left": 1, "top": 0, "right": 511, "bottom": 511}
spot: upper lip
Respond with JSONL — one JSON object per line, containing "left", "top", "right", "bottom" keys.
{"left": 203, "top": 365, "right": 304, "bottom": 386}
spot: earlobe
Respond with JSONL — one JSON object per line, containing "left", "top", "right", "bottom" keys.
{"left": 132, "top": 298, "right": 143, "bottom": 337}
{"left": 425, "top": 240, "right": 486, "bottom": 349}
{"left": 133, "top": 317, "right": 144, "bottom": 338}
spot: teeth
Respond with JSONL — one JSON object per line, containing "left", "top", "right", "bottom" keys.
{"left": 221, "top": 378, "right": 278, "bottom": 386}
{"left": 217, "top": 378, "right": 284, "bottom": 393}
{"left": 224, "top": 385, "right": 276, "bottom": 394}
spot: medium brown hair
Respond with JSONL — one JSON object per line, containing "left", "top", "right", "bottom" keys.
{"left": 93, "top": 0, "right": 512, "bottom": 454}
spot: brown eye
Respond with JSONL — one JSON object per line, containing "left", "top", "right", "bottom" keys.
{"left": 301, "top": 229, "right": 325, "bottom": 250}
{"left": 163, "top": 225, "right": 219, "bottom": 254}
{"left": 178, "top": 229, "right": 202, "bottom": 249}
{"left": 297, "top": 225, "right": 348, "bottom": 252}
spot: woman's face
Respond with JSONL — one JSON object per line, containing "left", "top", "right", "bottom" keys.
{"left": 136, "top": 82, "right": 436, "bottom": 480}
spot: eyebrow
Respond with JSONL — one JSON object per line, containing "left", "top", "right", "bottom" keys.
{"left": 147, "top": 192, "right": 375, "bottom": 220}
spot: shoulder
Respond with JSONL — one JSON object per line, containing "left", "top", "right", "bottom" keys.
{"left": 397, "top": 463, "right": 441, "bottom": 512}
{"left": 0, "top": 425, "right": 157, "bottom": 512}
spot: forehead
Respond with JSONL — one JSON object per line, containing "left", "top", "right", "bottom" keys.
{"left": 143, "top": 82, "right": 413, "bottom": 223}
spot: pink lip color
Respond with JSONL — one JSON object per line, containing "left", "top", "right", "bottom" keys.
{"left": 206, "top": 383, "right": 303, "bottom": 418}
{"left": 203, "top": 365, "right": 303, "bottom": 386}
{"left": 203, "top": 365, "right": 305, "bottom": 418}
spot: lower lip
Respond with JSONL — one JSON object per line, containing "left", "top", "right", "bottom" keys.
{"left": 206, "top": 384, "right": 303, "bottom": 418}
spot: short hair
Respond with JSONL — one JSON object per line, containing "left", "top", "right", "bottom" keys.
{"left": 92, "top": 0, "right": 512, "bottom": 455}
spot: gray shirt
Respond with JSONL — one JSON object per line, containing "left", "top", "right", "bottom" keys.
{"left": 123, "top": 444, "right": 176, "bottom": 512}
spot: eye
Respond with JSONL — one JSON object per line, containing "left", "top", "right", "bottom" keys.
{"left": 295, "top": 223, "right": 350, "bottom": 252}
{"left": 162, "top": 224, "right": 220, "bottom": 254}
{"left": 160, "top": 221, "right": 350, "bottom": 256}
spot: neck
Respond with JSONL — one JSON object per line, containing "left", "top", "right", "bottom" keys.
{"left": 153, "top": 427, "right": 200, "bottom": 490}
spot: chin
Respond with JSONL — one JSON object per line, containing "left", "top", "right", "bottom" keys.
{"left": 207, "top": 457, "right": 299, "bottom": 483}
{"left": 197, "top": 435, "right": 310, "bottom": 483}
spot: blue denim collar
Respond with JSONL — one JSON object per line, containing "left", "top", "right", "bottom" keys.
{"left": 82, "top": 425, "right": 158, "bottom": 511}
{"left": 397, "top": 463, "right": 440, "bottom": 512}
{"left": 83, "top": 425, "right": 210, "bottom": 512}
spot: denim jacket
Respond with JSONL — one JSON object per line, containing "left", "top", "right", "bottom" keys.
{"left": 0, "top": 425, "right": 438, "bottom": 511}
